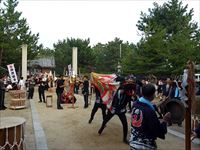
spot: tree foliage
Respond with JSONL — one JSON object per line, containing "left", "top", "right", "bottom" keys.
{"left": 92, "top": 43, "right": 106, "bottom": 73}
{"left": 133, "top": 0, "right": 200, "bottom": 76}
{"left": 1, "top": 0, "right": 200, "bottom": 77}
{"left": 92, "top": 38, "right": 135, "bottom": 74}
{"left": 53, "top": 38, "right": 94, "bottom": 75}
{"left": 0, "top": 0, "right": 40, "bottom": 70}
{"left": 121, "top": 42, "right": 137, "bottom": 75}
{"left": 36, "top": 46, "right": 54, "bottom": 58}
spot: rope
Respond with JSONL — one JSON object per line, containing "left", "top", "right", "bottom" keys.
{"left": 1, "top": 125, "right": 25, "bottom": 150}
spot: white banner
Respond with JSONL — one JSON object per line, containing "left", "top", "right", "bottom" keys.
{"left": 7, "top": 64, "right": 18, "bottom": 83}
{"left": 68, "top": 64, "right": 72, "bottom": 76}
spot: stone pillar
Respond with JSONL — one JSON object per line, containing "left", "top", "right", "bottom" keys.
{"left": 72, "top": 47, "right": 78, "bottom": 76}
{"left": 21, "top": 44, "right": 27, "bottom": 80}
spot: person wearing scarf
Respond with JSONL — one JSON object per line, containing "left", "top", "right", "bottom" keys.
{"left": 130, "top": 84, "right": 171, "bottom": 150}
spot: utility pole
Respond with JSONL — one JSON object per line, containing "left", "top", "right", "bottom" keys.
{"left": 185, "top": 60, "right": 195, "bottom": 150}
{"left": 117, "top": 44, "right": 122, "bottom": 74}
{"left": 0, "top": 0, "right": 3, "bottom": 66}
{"left": 120, "top": 43, "right": 122, "bottom": 59}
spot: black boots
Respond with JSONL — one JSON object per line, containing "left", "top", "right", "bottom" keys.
{"left": 123, "top": 138, "right": 129, "bottom": 144}
{"left": 88, "top": 118, "right": 93, "bottom": 124}
{"left": 98, "top": 125, "right": 106, "bottom": 135}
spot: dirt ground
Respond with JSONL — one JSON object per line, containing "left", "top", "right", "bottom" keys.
{"left": 1, "top": 88, "right": 200, "bottom": 150}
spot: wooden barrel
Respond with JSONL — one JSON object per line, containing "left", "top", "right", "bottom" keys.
{"left": 0, "top": 117, "right": 26, "bottom": 150}
{"left": 10, "top": 99, "right": 26, "bottom": 110}
{"left": 9, "top": 90, "right": 26, "bottom": 99}
{"left": 162, "top": 99, "right": 185, "bottom": 124}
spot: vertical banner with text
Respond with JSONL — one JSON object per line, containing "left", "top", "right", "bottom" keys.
{"left": 68, "top": 64, "right": 72, "bottom": 76}
{"left": 7, "top": 64, "right": 18, "bottom": 83}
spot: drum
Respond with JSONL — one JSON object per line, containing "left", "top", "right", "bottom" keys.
{"left": 0, "top": 117, "right": 26, "bottom": 150}
{"left": 10, "top": 99, "right": 26, "bottom": 110}
{"left": 9, "top": 90, "right": 26, "bottom": 99}
{"left": 161, "top": 98, "right": 185, "bottom": 124}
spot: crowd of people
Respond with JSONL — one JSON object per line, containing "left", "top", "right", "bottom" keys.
{"left": 88, "top": 75, "right": 200, "bottom": 149}
{"left": 88, "top": 76, "right": 172, "bottom": 147}
{"left": 0, "top": 73, "right": 89, "bottom": 110}
{"left": 0, "top": 72, "right": 200, "bottom": 149}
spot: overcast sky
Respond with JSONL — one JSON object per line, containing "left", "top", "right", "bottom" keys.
{"left": 15, "top": 0, "right": 200, "bottom": 49}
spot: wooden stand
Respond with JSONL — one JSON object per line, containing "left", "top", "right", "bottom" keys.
{"left": 46, "top": 95, "right": 53, "bottom": 107}
{"left": 46, "top": 88, "right": 54, "bottom": 107}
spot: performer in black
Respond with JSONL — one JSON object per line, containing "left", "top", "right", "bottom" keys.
{"left": 0, "top": 74, "right": 7, "bottom": 110}
{"left": 98, "top": 78, "right": 136, "bottom": 144}
{"left": 56, "top": 75, "right": 65, "bottom": 109}
{"left": 125, "top": 76, "right": 137, "bottom": 113}
{"left": 38, "top": 79, "right": 46, "bottom": 103}
{"left": 28, "top": 76, "right": 35, "bottom": 99}
{"left": 88, "top": 85, "right": 107, "bottom": 124}
{"left": 82, "top": 75, "right": 89, "bottom": 108}
{"left": 74, "top": 78, "right": 80, "bottom": 94}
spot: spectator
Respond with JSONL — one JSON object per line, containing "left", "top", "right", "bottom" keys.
{"left": 56, "top": 75, "right": 65, "bottom": 109}
{"left": 82, "top": 75, "right": 89, "bottom": 108}
{"left": 18, "top": 77, "right": 25, "bottom": 90}
{"left": 0, "top": 74, "right": 7, "bottom": 110}
{"left": 38, "top": 79, "right": 46, "bottom": 103}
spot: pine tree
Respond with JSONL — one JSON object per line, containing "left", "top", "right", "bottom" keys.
{"left": 134, "top": 0, "right": 200, "bottom": 76}
{"left": 0, "top": 0, "right": 40, "bottom": 69}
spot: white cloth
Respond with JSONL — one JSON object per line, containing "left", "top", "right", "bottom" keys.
{"left": 18, "top": 79, "right": 25, "bottom": 90}
{"left": 6, "top": 84, "right": 12, "bottom": 91}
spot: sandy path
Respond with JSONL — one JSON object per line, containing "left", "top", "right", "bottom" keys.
{"left": 35, "top": 92, "right": 129, "bottom": 150}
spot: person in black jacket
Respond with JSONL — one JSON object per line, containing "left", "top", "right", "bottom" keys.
{"left": 130, "top": 84, "right": 171, "bottom": 150}
{"left": 98, "top": 79, "right": 135, "bottom": 144}
{"left": 38, "top": 79, "right": 46, "bottom": 103}
{"left": 28, "top": 76, "right": 35, "bottom": 100}
{"left": 0, "top": 74, "right": 7, "bottom": 110}
{"left": 82, "top": 75, "right": 89, "bottom": 108}
{"left": 56, "top": 75, "right": 65, "bottom": 109}
{"left": 88, "top": 85, "right": 107, "bottom": 124}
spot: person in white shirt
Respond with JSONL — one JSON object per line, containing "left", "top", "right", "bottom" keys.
{"left": 18, "top": 77, "right": 25, "bottom": 90}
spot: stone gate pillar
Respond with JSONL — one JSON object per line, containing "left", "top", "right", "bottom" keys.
{"left": 21, "top": 44, "right": 27, "bottom": 80}
{"left": 72, "top": 47, "right": 78, "bottom": 76}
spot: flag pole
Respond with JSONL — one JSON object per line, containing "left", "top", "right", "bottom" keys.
{"left": 185, "top": 60, "right": 195, "bottom": 150}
